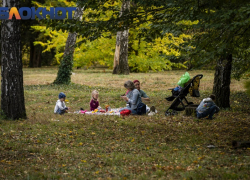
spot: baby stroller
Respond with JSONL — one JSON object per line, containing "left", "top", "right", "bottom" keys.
{"left": 165, "top": 74, "right": 203, "bottom": 116}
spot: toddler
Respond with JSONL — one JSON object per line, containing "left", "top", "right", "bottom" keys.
{"left": 90, "top": 90, "right": 100, "bottom": 111}
{"left": 54, "top": 92, "right": 69, "bottom": 115}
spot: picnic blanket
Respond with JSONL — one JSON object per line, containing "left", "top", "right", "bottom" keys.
{"left": 74, "top": 108, "right": 120, "bottom": 116}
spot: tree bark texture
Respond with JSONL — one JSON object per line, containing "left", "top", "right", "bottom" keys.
{"left": 53, "top": 6, "right": 84, "bottom": 84}
{"left": 113, "top": 0, "right": 130, "bottom": 75}
{"left": 1, "top": 0, "right": 26, "bottom": 119}
{"left": 212, "top": 54, "right": 232, "bottom": 108}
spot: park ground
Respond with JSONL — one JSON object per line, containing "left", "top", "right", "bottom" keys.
{"left": 0, "top": 68, "right": 250, "bottom": 179}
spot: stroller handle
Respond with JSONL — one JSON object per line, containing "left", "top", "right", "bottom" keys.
{"left": 193, "top": 74, "right": 203, "bottom": 80}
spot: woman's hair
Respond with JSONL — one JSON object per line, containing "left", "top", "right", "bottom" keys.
{"left": 124, "top": 80, "right": 135, "bottom": 90}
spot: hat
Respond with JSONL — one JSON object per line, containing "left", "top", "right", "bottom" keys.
{"left": 59, "top": 92, "right": 66, "bottom": 99}
{"left": 133, "top": 80, "right": 140, "bottom": 83}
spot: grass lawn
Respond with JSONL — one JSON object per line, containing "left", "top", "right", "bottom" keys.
{"left": 0, "top": 68, "right": 250, "bottom": 179}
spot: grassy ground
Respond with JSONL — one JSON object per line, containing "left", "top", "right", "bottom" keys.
{"left": 0, "top": 68, "right": 250, "bottom": 179}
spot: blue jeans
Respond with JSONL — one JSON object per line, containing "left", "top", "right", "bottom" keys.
{"left": 119, "top": 107, "right": 137, "bottom": 115}
{"left": 197, "top": 105, "right": 217, "bottom": 119}
{"left": 56, "top": 108, "right": 67, "bottom": 115}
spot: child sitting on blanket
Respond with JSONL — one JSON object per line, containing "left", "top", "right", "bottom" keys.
{"left": 90, "top": 90, "right": 101, "bottom": 111}
{"left": 54, "top": 92, "right": 69, "bottom": 115}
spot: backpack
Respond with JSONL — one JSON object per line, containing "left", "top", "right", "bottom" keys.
{"left": 137, "top": 102, "right": 146, "bottom": 115}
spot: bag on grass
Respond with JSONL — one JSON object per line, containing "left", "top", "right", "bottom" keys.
{"left": 177, "top": 72, "right": 190, "bottom": 88}
{"left": 192, "top": 89, "right": 200, "bottom": 97}
{"left": 120, "top": 109, "right": 131, "bottom": 116}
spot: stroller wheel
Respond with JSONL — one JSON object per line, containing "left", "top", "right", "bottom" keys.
{"left": 165, "top": 110, "right": 178, "bottom": 116}
{"left": 171, "top": 110, "right": 178, "bottom": 115}
{"left": 165, "top": 111, "right": 171, "bottom": 116}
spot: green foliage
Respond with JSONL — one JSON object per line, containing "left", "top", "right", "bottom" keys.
{"left": 245, "top": 81, "right": 250, "bottom": 96}
{"left": 42, "top": 0, "right": 192, "bottom": 72}
{"left": 76, "top": 29, "right": 188, "bottom": 72}
{"left": 53, "top": 54, "right": 73, "bottom": 84}
{"left": 129, "top": 54, "right": 168, "bottom": 72}
{"left": 232, "top": 49, "right": 250, "bottom": 80}
{"left": 32, "top": 0, "right": 75, "bottom": 8}
{"left": 32, "top": 26, "right": 66, "bottom": 65}
{"left": 32, "top": 26, "right": 115, "bottom": 67}
{"left": 32, "top": 27, "right": 188, "bottom": 72}
{"left": 74, "top": 34, "right": 116, "bottom": 68}
{"left": 128, "top": 33, "right": 188, "bottom": 72}
{"left": 45, "top": 0, "right": 250, "bottom": 79}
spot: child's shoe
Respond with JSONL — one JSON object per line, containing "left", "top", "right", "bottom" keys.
{"left": 150, "top": 106, "right": 156, "bottom": 113}
{"left": 148, "top": 112, "right": 155, "bottom": 116}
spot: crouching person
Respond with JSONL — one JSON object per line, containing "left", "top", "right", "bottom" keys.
{"left": 196, "top": 94, "right": 220, "bottom": 120}
{"left": 54, "top": 92, "right": 69, "bottom": 115}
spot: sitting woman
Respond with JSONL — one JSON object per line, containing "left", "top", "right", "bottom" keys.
{"left": 133, "top": 79, "right": 155, "bottom": 113}
{"left": 119, "top": 80, "right": 142, "bottom": 115}
{"left": 133, "top": 80, "right": 150, "bottom": 102}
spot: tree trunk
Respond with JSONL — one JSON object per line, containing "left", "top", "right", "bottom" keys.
{"left": 113, "top": 0, "right": 130, "bottom": 75}
{"left": 212, "top": 54, "right": 232, "bottom": 108}
{"left": 29, "top": 37, "right": 42, "bottom": 68}
{"left": 36, "top": 45, "right": 42, "bottom": 67}
{"left": 30, "top": 45, "right": 42, "bottom": 68}
{"left": 53, "top": 7, "right": 84, "bottom": 84}
{"left": 1, "top": 0, "right": 26, "bottom": 119}
{"left": 29, "top": 39, "right": 35, "bottom": 67}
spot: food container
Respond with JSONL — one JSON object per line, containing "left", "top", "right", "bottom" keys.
{"left": 100, "top": 109, "right": 105, "bottom": 113}
{"left": 105, "top": 105, "right": 110, "bottom": 112}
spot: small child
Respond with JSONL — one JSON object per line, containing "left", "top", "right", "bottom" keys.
{"left": 90, "top": 90, "right": 100, "bottom": 111}
{"left": 54, "top": 92, "right": 69, "bottom": 115}
{"left": 196, "top": 94, "right": 220, "bottom": 120}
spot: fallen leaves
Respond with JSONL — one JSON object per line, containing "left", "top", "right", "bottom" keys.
{"left": 0, "top": 75, "right": 249, "bottom": 179}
